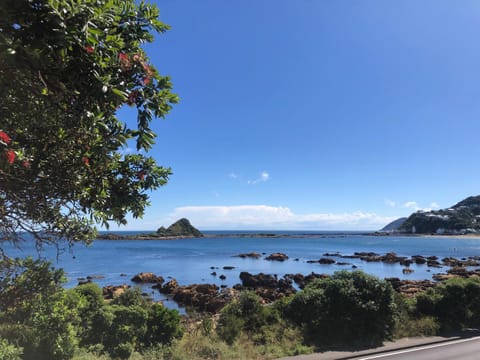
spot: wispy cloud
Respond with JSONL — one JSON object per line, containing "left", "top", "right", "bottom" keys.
{"left": 248, "top": 171, "right": 270, "bottom": 184}
{"left": 384, "top": 199, "right": 396, "bottom": 208}
{"left": 163, "top": 205, "right": 395, "bottom": 230}
{"left": 403, "top": 201, "right": 440, "bottom": 212}
{"left": 228, "top": 172, "right": 238, "bottom": 180}
{"left": 403, "top": 201, "right": 419, "bottom": 210}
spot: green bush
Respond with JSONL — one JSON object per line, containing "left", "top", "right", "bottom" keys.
{"left": 71, "top": 284, "right": 111, "bottom": 348}
{"left": 0, "top": 258, "right": 79, "bottom": 360}
{"left": 415, "top": 277, "right": 480, "bottom": 330}
{"left": 216, "top": 291, "right": 291, "bottom": 347}
{"left": 286, "top": 270, "right": 397, "bottom": 347}
{"left": 111, "top": 287, "right": 150, "bottom": 307}
{"left": 0, "top": 338, "right": 22, "bottom": 360}
{"left": 143, "top": 303, "right": 183, "bottom": 347}
{"left": 103, "top": 305, "right": 148, "bottom": 358}
{"left": 216, "top": 304, "right": 244, "bottom": 345}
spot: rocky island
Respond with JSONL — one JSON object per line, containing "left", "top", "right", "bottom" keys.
{"left": 97, "top": 218, "right": 204, "bottom": 240}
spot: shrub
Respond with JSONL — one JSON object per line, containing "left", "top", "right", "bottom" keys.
{"left": 111, "top": 287, "right": 150, "bottom": 307}
{"left": 415, "top": 276, "right": 480, "bottom": 330}
{"left": 0, "top": 338, "right": 22, "bottom": 360}
{"left": 286, "top": 270, "right": 397, "bottom": 347}
{"left": 216, "top": 304, "right": 244, "bottom": 345}
{"left": 0, "top": 258, "right": 79, "bottom": 360}
{"left": 71, "top": 284, "right": 112, "bottom": 347}
{"left": 216, "top": 291, "right": 272, "bottom": 344}
{"left": 142, "top": 303, "right": 183, "bottom": 347}
{"left": 103, "top": 305, "right": 148, "bottom": 358}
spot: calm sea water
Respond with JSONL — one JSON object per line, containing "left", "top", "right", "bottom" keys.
{"left": 3, "top": 231, "right": 480, "bottom": 309}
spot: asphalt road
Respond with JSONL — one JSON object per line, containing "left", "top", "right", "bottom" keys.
{"left": 356, "top": 336, "right": 480, "bottom": 360}
{"left": 279, "top": 333, "right": 480, "bottom": 360}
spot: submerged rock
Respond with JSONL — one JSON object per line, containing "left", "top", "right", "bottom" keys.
{"left": 233, "top": 252, "right": 262, "bottom": 259}
{"left": 265, "top": 253, "right": 289, "bottom": 261}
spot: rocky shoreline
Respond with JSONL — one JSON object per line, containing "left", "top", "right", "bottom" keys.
{"left": 76, "top": 250, "right": 480, "bottom": 314}
{"left": 96, "top": 231, "right": 480, "bottom": 240}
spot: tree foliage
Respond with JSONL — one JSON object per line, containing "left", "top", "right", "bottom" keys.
{"left": 286, "top": 271, "right": 397, "bottom": 347}
{"left": 0, "top": 259, "right": 183, "bottom": 359}
{"left": 0, "top": 0, "right": 178, "bottom": 246}
{"left": 0, "top": 258, "right": 79, "bottom": 360}
{"left": 415, "top": 276, "right": 480, "bottom": 330}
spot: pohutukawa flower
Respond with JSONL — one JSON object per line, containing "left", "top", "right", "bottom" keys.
{"left": 5, "top": 150, "right": 15, "bottom": 164}
{"left": 0, "top": 131, "right": 11, "bottom": 145}
{"left": 119, "top": 52, "right": 131, "bottom": 69}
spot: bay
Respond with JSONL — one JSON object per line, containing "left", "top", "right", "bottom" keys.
{"left": 4, "top": 232, "right": 480, "bottom": 310}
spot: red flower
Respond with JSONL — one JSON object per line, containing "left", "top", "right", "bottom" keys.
{"left": 85, "top": 46, "right": 94, "bottom": 54}
{"left": 0, "top": 131, "right": 11, "bottom": 145}
{"left": 138, "top": 171, "right": 145, "bottom": 181}
{"left": 5, "top": 150, "right": 15, "bottom": 164}
{"left": 82, "top": 156, "right": 90, "bottom": 166}
{"left": 119, "top": 52, "right": 131, "bottom": 69}
{"left": 22, "top": 160, "right": 30, "bottom": 168}
{"left": 142, "top": 63, "right": 153, "bottom": 85}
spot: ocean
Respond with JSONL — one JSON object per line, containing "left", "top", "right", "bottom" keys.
{"left": 3, "top": 231, "right": 480, "bottom": 310}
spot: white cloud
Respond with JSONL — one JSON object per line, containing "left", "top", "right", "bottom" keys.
{"left": 403, "top": 201, "right": 419, "bottom": 210}
{"left": 403, "top": 201, "right": 440, "bottom": 212}
{"left": 228, "top": 173, "right": 238, "bottom": 179}
{"left": 385, "top": 199, "right": 396, "bottom": 208}
{"left": 163, "top": 205, "right": 396, "bottom": 230}
{"left": 248, "top": 171, "right": 270, "bottom": 184}
{"left": 429, "top": 202, "right": 440, "bottom": 209}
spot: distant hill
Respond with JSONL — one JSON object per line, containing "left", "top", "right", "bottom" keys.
{"left": 399, "top": 196, "right": 480, "bottom": 234}
{"left": 156, "top": 218, "right": 203, "bottom": 238}
{"left": 380, "top": 217, "right": 407, "bottom": 232}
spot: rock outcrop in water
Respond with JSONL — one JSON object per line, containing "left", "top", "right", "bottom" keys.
{"left": 156, "top": 218, "right": 203, "bottom": 238}
{"left": 157, "top": 279, "right": 236, "bottom": 313}
{"left": 265, "top": 253, "right": 289, "bottom": 261}
{"left": 131, "top": 272, "right": 164, "bottom": 284}
{"left": 97, "top": 218, "right": 203, "bottom": 240}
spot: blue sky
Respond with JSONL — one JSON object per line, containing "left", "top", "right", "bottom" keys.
{"left": 111, "top": 0, "right": 480, "bottom": 231}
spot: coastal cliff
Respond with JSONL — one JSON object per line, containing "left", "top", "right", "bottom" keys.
{"left": 399, "top": 195, "right": 480, "bottom": 235}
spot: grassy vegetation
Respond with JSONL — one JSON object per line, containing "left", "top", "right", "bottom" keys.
{"left": 2, "top": 259, "right": 480, "bottom": 360}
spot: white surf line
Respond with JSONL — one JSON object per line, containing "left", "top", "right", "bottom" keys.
{"left": 357, "top": 336, "right": 480, "bottom": 359}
